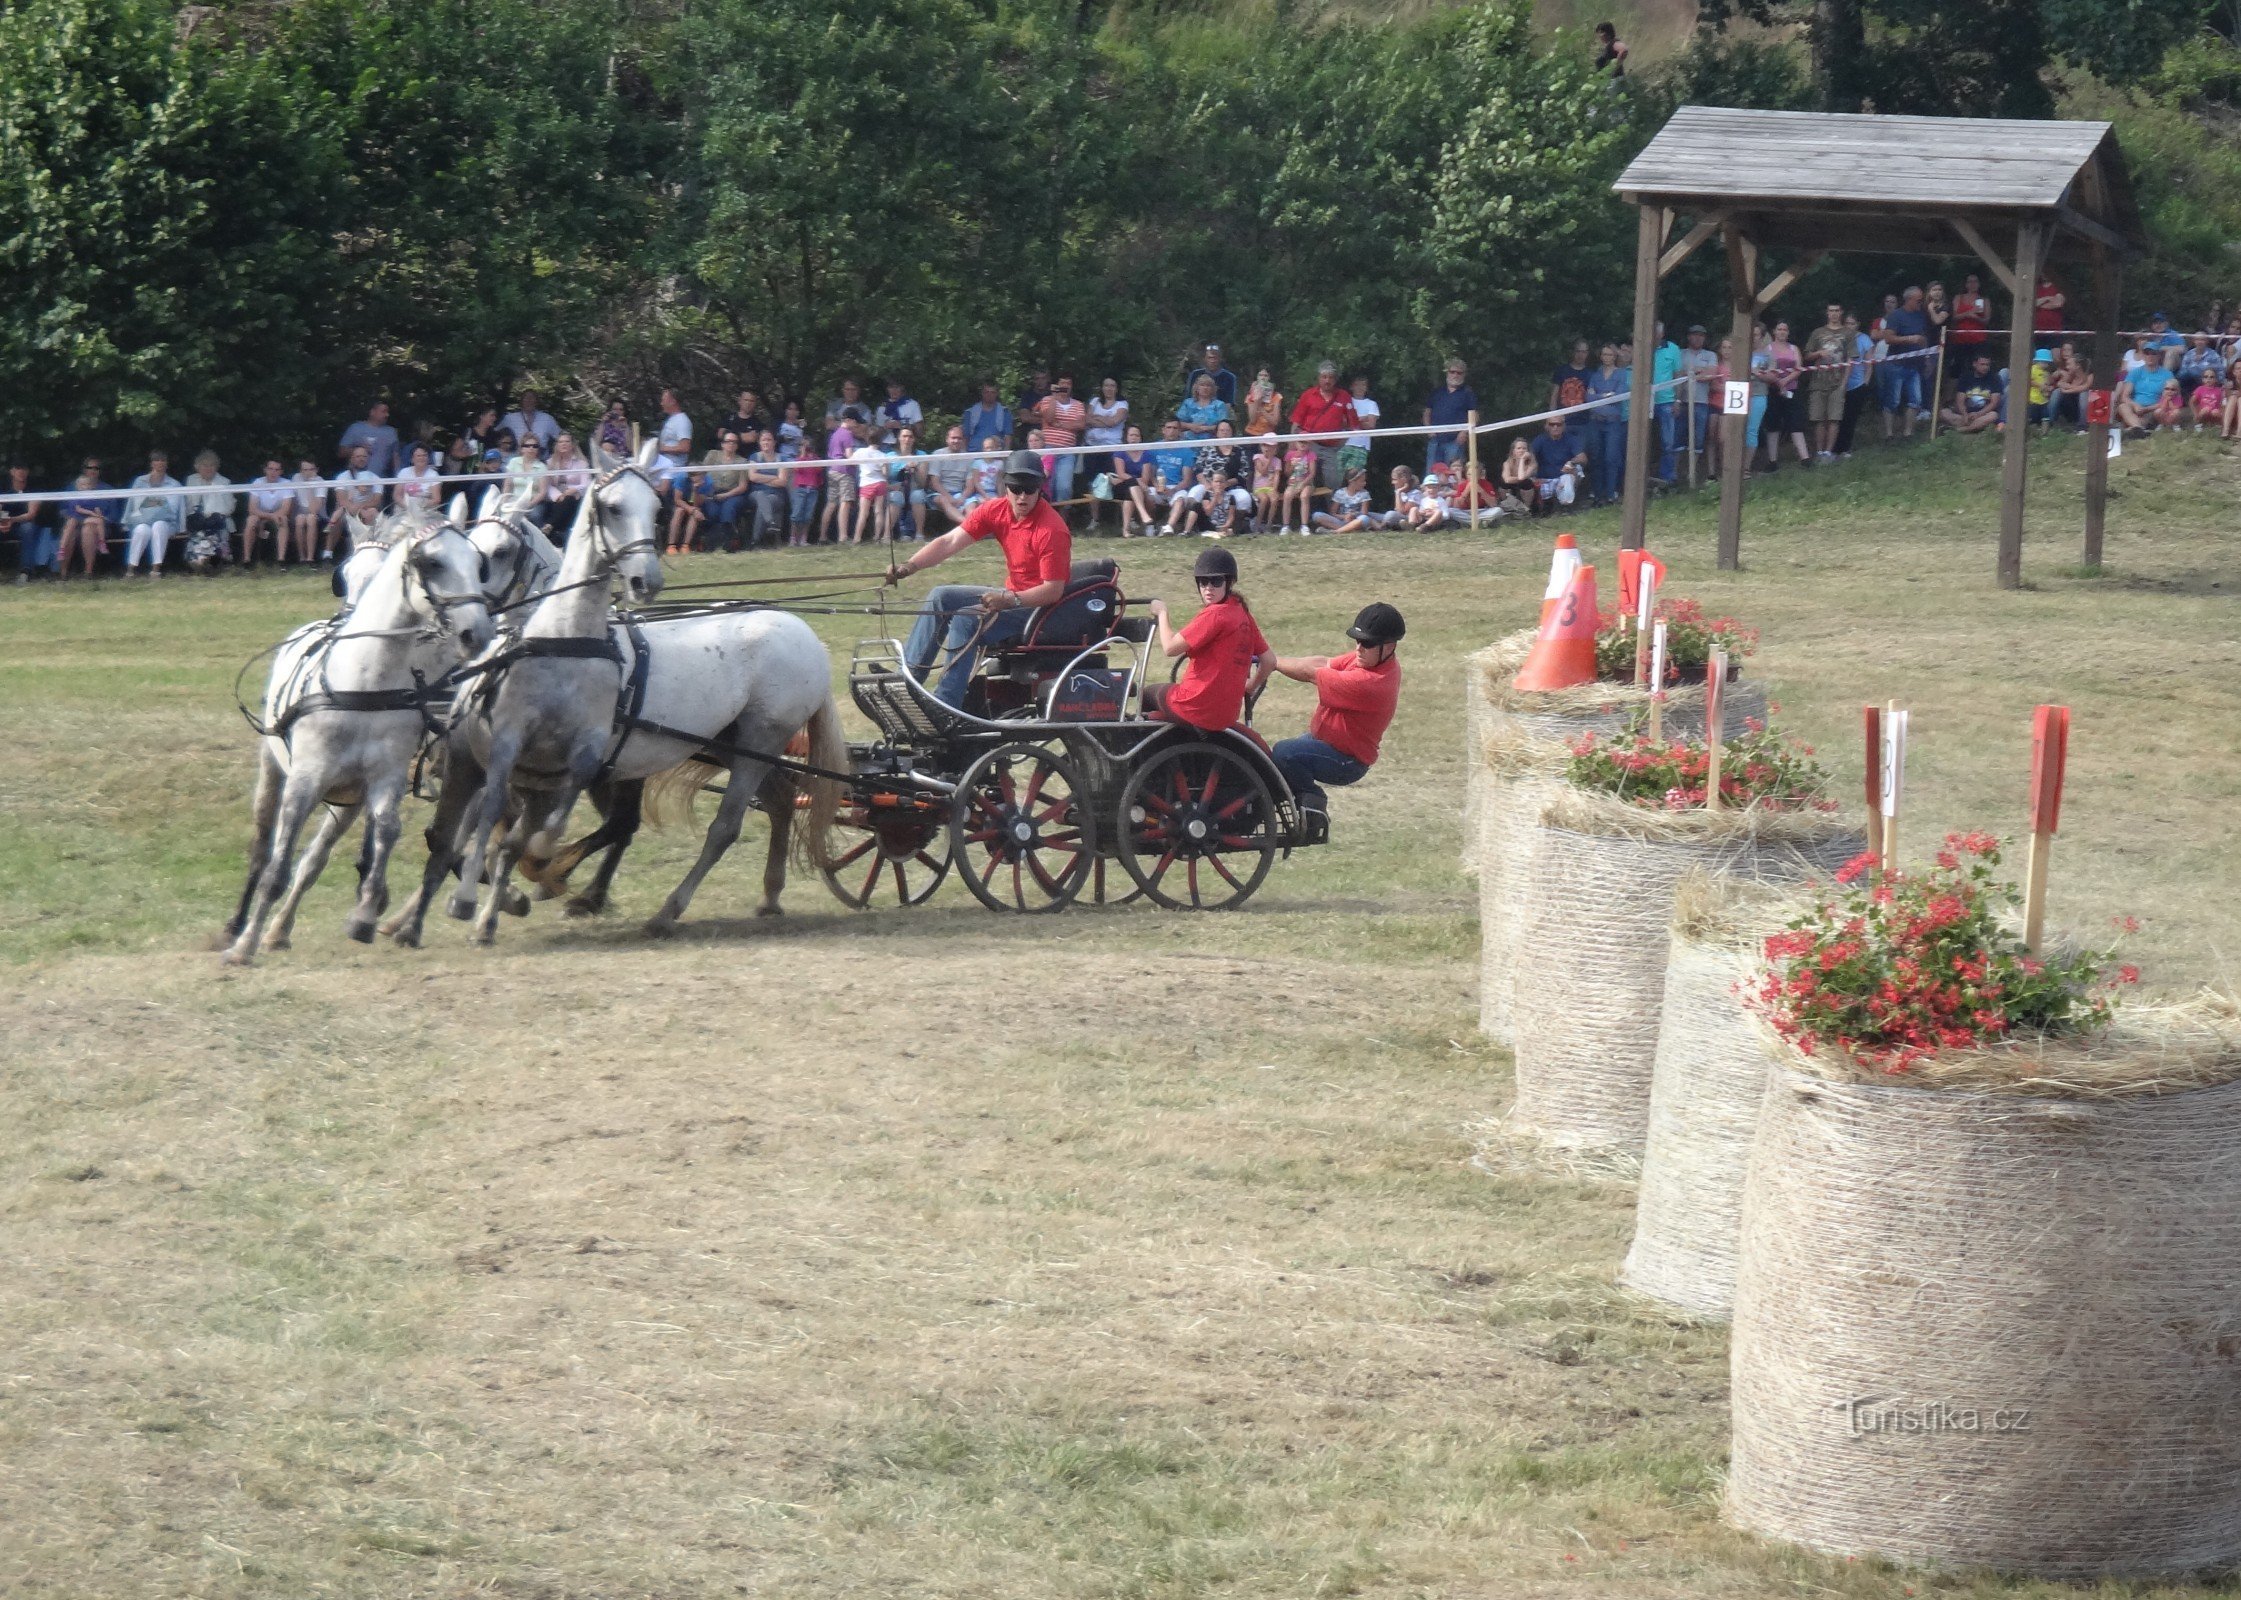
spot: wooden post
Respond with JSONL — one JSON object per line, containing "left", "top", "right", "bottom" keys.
{"left": 1997, "top": 221, "right": 2046, "bottom": 590}
{"left": 1861, "top": 704, "right": 1885, "bottom": 867}
{"left": 2083, "top": 246, "right": 2122, "bottom": 570}
{"left": 1687, "top": 387, "right": 1699, "bottom": 491}
{"left": 1704, "top": 646, "right": 1728, "bottom": 809}
{"left": 1621, "top": 203, "right": 1662, "bottom": 552}
{"left": 1466, "top": 409, "right": 1481, "bottom": 527}
{"left": 1926, "top": 334, "right": 1950, "bottom": 440}
{"left": 2022, "top": 704, "right": 2070, "bottom": 952}
{"left": 1718, "top": 222, "right": 1758, "bottom": 572}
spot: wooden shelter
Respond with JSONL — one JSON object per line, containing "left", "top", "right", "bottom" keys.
{"left": 1612, "top": 106, "right": 2149, "bottom": 588}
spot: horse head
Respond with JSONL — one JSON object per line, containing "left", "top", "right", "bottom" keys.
{"left": 402, "top": 522, "right": 495, "bottom": 658}
{"left": 582, "top": 436, "right": 667, "bottom": 607}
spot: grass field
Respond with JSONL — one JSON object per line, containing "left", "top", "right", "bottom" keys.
{"left": 3, "top": 428, "right": 2237, "bottom": 1598}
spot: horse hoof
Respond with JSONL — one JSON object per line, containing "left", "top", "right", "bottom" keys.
{"left": 472, "top": 927, "right": 497, "bottom": 947}
{"left": 345, "top": 920, "right": 375, "bottom": 944}
{"left": 393, "top": 928, "right": 422, "bottom": 950}
{"left": 756, "top": 903, "right": 784, "bottom": 918}
{"left": 642, "top": 917, "right": 676, "bottom": 939}
{"left": 530, "top": 882, "right": 560, "bottom": 902}
{"left": 564, "top": 895, "right": 605, "bottom": 919}
{"left": 262, "top": 935, "right": 290, "bottom": 952}
{"left": 501, "top": 888, "right": 531, "bottom": 917}
{"left": 445, "top": 894, "right": 477, "bottom": 922}
{"left": 219, "top": 947, "right": 254, "bottom": 968}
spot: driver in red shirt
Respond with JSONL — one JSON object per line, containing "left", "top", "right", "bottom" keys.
{"left": 889, "top": 449, "right": 1071, "bottom": 707}
{"left": 1265, "top": 602, "right": 1404, "bottom": 816}
{"left": 1141, "top": 545, "right": 1269, "bottom": 731}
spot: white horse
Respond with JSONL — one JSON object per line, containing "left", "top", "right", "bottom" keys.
{"left": 222, "top": 517, "right": 494, "bottom": 963}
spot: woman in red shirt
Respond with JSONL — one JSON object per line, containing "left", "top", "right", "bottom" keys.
{"left": 1140, "top": 546, "right": 1269, "bottom": 732}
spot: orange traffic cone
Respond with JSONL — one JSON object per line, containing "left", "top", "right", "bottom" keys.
{"left": 1537, "top": 532, "right": 1582, "bottom": 628}
{"left": 1616, "top": 546, "right": 1667, "bottom": 620}
{"left": 1513, "top": 564, "right": 1600, "bottom": 691}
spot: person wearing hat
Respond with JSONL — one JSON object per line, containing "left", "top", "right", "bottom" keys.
{"left": 1263, "top": 603, "right": 1404, "bottom": 815}
{"left": 888, "top": 448, "right": 1073, "bottom": 707}
{"left": 1139, "top": 546, "right": 1269, "bottom": 732}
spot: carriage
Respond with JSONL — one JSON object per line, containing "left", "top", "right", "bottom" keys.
{"left": 816, "top": 558, "right": 1326, "bottom": 914}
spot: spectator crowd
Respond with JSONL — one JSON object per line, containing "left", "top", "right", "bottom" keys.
{"left": 10, "top": 283, "right": 2234, "bottom": 584}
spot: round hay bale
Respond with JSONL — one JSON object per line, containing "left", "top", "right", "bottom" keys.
{"left": 1507, "top": 792, "right": 1860, "bottom": 1153}
{"left": 1461, "top": 629, "right": 1766, "bottom": 876}
{"left": 1619, "top": 873, "right": 1800, "bottom": 1320}
{"left": 1729, "top": 1015, "right": 2241, "bottom": 1577}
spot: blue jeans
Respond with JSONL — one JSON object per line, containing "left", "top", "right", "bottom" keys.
{"left": 1653, "top": 403, "right": 1678, "bottom": 483}
{"left": 788, "top": 485, "right": 818, "bottom": 525}
{"left": 1047, "top": 453, "right": 1077, "bottom": 504}
{"left": 15, "top": 524, "right": 58, "bottom": 575}
{"left": 1271, "top": 735, "right": 1368, "bottom": 808}
{"left": 904, "top": 585, "right": 1033, "bottom": 707}
{"left": 1587, "top": 417, "right": 1626, "bottom": 502}
{"left": 1879, "top": 362, "right": 1923, "bottom": 414}
{"left": 1425, "top": 434, "right": 1466, "bottom": 474}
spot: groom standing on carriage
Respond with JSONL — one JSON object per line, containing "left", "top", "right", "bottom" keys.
{"left": 886, "top": 449, "right": 1072, "bottom": 707}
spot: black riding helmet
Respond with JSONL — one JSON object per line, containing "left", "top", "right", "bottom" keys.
{"left": 1346, "top": 601, "right": 1405, "bottom": 645}
{"left": 1001, "top": 448, "right": 1046, "bottom": 491}
{"left": 1192, "top": 546, "right": 1238, "bottom": 584}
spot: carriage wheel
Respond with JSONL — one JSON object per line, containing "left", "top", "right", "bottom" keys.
{"left": 1087, "top": 855, "right": 1143, "bottom": 906}
{"left": 821, "top": 799, "right": 953, "bottom": 910}
{"left": 950, "top": 742, "right": 1096, "bottom": 913}
{"left": 1117, "top": 740, "right": 1278, "bottom": 912}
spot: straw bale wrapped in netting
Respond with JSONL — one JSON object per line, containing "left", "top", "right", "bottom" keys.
{"left": 1728, "top": 1001, "right": 2241, "bottom": 1577}
{"left": 1506, "top": 789, "right": 1860, "bottom": 1153}
{"left": 1461, "top": 629, "right": 1766, "bottom": 875}
{"left": 1618, "top": 873, "right": 1799, "bottom": 1320}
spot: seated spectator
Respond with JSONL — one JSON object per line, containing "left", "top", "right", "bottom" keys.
{"left": 505, "top": 437, "right": 550, "bottom": 525}
{"left": 1310, "top": 465, "right": 1374, "bottom": 534}
{"left": 596, "top": 399, "right": 632, "bottom": 458}
{"left": 701, "top": 430, "right": 750, "bottom": 549}
{"left": 181, "top": 449, "right": 237, "bottom": 570}
{"left": 289, "top": 458, "right": 324, "bottom": 565}
{"left": 1940, "top": 353, "right": 2005, "bottom": 435}
{"left": 1279, "top": 431, "right": 1318, "bottom": 535}
{"left": 394, "top": 443, "right": 442, "bottom": 512}
{"left": 1409, "top": 461, "right": 1458, "bottom": 530}
{"left": 2191, "top": 362, "right": 2225, "bottom": 433}
{"left": 338, "top": 400, "right": 400, "bottom": 477}
{"left": 123, "top": 450, "right": 182, "bottom": 577}
{"left": 2116, "top": 356, "right": 2182, "bottom": 434}
{"left": 1386, "top": 464, "right": 1427, "bottom": 528}
{"left": 58, "top": 460, "right": 111, "bottom": 579}
{"left": 926, "top": 426, "right": 978, "bottom": 533}
{"left": 5, "top": 464, "right": 55, "bottom": 584}
{"left": 2179, "top": 334, "right": 2222, "bottom": 406}
{"left": 1498, "top": 436, "right": 1538, "bottom": 513}
{"left": 1250, "top": 435, "right": 1281, "bottom": 528}
{"left": 668, "top": 466, "right": 707, "bottom": 552}
{"left": 1527, "top": 416, "right": 1586, "bottom": 512}
{"left": 2046, "top": 344, "right": 2093, "bottom": 434}
{"left": 1110, "top": 426, "right": 1150, "bottom": 537}
{"left": 242, "top": 460, "right": 296, "bottom": 565}
{"left": 1176, "top": 463, "right": 1253, "bottom": 539}
{"left": 2224, "top": 351, "right": 2241, "bottom": 441}
{"left": 2143, "top": 311, "right": 2185, "bottom": 369}
{"left": 545, "top": 432, "right": 589, "bottom": 538}
{"left": 1135, "top": 418, "right": 1194, "bottom": 536}
{"left": 500, "top": 388, "right": 559, "bottom": 451}
{"left": 888, "top": 424, "right": 930, "bottom": 541}
{"left": 746, "top": 430, "right": 792, "bottom": 549}
{"left": 1176, "top": 373, "right": 1230, "bottom": 439}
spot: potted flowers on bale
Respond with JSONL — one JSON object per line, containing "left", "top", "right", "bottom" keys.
{"left": 1468, "top": 589, "right": 1765, "bottom": 1044}
{"left": 1725, "top": 834, "right": 2241, "bottom": 1578}
{"left": 1502, "top": 719, "right": 1862, "bottom": 1154}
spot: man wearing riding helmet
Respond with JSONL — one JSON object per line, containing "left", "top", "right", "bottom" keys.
{"left": 888, "top": 448, "right": 1072, "bottom": 707}
{"left": 1264, "top": 602, "right": 1404, "bottom": 815}
{"left": 1141, "top": 545, "right": 1270, "bottom": 731}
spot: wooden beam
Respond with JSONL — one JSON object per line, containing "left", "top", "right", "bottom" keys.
{"left": 1997, "top": 221, "right": 2045, "bottom": 590}
{"left": 1622, "top": 205, "right": 1663, "bottom": 551}
{"left": 1718, "top": 222, "right": 1758, "bottom": 573}
{"left": 2055, "top": 203, "right": 2128, "bottom": 257}
{"left": 1752, "top": 249, "right": 1826, "bottom": 311}
{"left": 1951, "top": 217, "right": 2019, "bottom": 298}
{"left": 2082, "top": 244, "right": 2121, "bottom": 569}
{"left": 1657, "top": 209, "right": 1729, "bottom": 279}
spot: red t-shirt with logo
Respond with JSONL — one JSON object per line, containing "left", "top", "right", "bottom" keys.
{"left": 1289, "top": 387, "right": 1358, "bottom": 437}
{"left": 1164, "top": 596, "right": 1269, "bottom": 732}
{"left": 961, "top": 495, "right": 1072, "bottom": 594}
{"left": 1309, "top": 649, "right": 1401, "bottom": 766}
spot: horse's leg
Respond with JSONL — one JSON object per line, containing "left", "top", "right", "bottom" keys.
{"left": 222, "top": 772, "right": 324, "bottom": 965}
{"left": 345, "top": 777, "right": 406, "bottom": 943}
{"left": 477, "top": 784, "right": 571, "bottom": 946}
{"left": 647, "top": 753, "right": 765, "bottom": 935}
{"left": 383, "top": 743, "right": 483, "bottom": 944}
{"left": 449, "top": 730, "right": 520, "bottom": 922}
{"left": 567, "top": 780, "right": 642, "bottom": 918}
{"left": 757, "top": 770, "right": 795, "bottom": 917}
{"left": 265, "top": 801, "right": 359, "bottom": 951}
{"left": 225, "top": 745, "right": 284, "bottom": 939}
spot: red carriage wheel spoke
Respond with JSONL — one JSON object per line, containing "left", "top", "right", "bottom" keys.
{"left": 1147, "top": 848, "right": 1178, "bottom": 889}
{"left": 1011, "top": 857, "right": 1026, "bottom": 909}
{"left": 1214, "top": 794, "right": 1255, "bottom": 822}
{"left": 912, "top": 850, "right": 943, "bottom": 874}
{"left": 858, "top": 854, "right": 882, "bottom": 904}
{"left": 998, "top": 767, "right": 1020, "bottom": 809}
{"left": 1140, "top": 790, "right": 1177, "bottom": 816}
{"left": 834, "top": 835, "right": 879, "bottom": 868}
{"left": 1209, "top": 853, "right": 1246, "bottom": 893}
{"left": 1186, "top": 857, "right": 1202, "bottom": 904}
{"left": 979, "top": 849, "right": 1003, "bottom": 888}
{"left": 1217, "top": 832, "right": 1259, "bottom": 848}
{"left": 1170, "top": 766, "right": 1192, "bottom": 805}
{"left": 1199, "top": 765, "right": 1221, "bottom": 807}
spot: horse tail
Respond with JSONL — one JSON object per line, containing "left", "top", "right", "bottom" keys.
{"left": 642, "top": 756, "right": 723, "bottom": 827}
{"left": 792, "top": 695, "right": 849, "bottom": 873}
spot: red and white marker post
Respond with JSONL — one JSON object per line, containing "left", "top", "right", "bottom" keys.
{"left": 1647, "top": 620, "right": 1668, "bottom": 742}
{"left": 1631, "top": 565, "right": 1658, "bottom": 688}
{"left": 1878, "top": 702, "right": 1909, "bottom": 876}
{"left": 2023, "top": 704, "right": 2070, "bottom": 952}
{"left": 1861, "top": 705, "right": 1886, "bottom": 867}
{"left": 1704, "top": 644, "right": 1728, "bottom": 810}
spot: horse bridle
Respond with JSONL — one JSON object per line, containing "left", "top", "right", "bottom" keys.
{"left": 585, "top": 461, "right": 663, "bottom": 574}
{"left": 470, "top": 510, "right": 552, "bottom": 613}
{"left": 400, "top": 532, "right": 492, "bottom": 641}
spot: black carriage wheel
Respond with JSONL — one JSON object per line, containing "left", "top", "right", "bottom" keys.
{"left": 1117, "top": 740, "right": 1278, "bottom": 912}
{"left": 821, "top": 801, "right": 953, "bottom": 910}
{"left": 949, "top": 742, "right": 1097, "bottom": 913}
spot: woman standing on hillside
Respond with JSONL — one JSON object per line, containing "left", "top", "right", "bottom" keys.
{"left": 1592, "top": 21, "right": 1627, "bottom": 79}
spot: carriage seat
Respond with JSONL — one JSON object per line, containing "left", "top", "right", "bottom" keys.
{"left": 987, "top": 559, "right": 1123, "bottom": 665}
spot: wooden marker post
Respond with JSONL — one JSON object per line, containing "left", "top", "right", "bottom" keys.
{"left": 1465, "top": 410, "right": 1481, "bottom": 527}
{"left": 1879, "top": 701, "right": 1909, "bottom": 876}
{"left": 1648, "top": 621, "right": 1668, "bottom": 742}
{"left": 1704, "top": 645, "right": 1728, "bottom": 810}
{"left": 2023, "top": 704, "right": 2070, "bottom": 953}
{"left": 1861, "top": 705, "right": 1885, "bottom": 867}
{"left": 630, "top": 422, "right": 643, "bottom": 457}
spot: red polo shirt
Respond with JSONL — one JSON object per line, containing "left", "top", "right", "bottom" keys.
{"left": 961, "top": 495, "right": 1071, "bottom": 594}
{"left": 1309, "top": 649, "right": 1401, "bottom": 766}
{"left": 1164, "top": 596, "right": 1269, "bottom": 733}
{"left": 1290, "top": 386, "right": 1358, "bottom": 438}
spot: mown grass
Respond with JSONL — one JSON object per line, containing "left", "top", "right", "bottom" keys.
{"left": 2, "top": 428, "right": 2238, "bottom": 1598}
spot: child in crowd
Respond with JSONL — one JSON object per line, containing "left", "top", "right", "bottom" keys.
{"left": 2225, "top": 357, "right": 2241, "bottom": 441}
{"left": 969, "top": 436, "right": 1006, "bottom": 507}
{"left": 1250, "top": 436, "right": 1281, "bottom": 528}
{"left": 1387, "top": 464, "right": 1425, "bottom": 529}
{"left": 1177, "top": 464, "right": 1253, "bottom": 538}
{"left": 1409, "top": 460, "right": 1457, "bottom": 530}
{"left": 821, "top": 410, "right": 862, "bottom": 545}
{"left": 850, "top": 425, "right": 891, "bottom": 545}
{"left": 1279, "top": 434, "right": 1317, "bottom": 535}
{"left": 1310, "top": 466, "right": 1374, "bottom": 534}
{"left": 2191, "top": 363, "right": 2225, "bottom": 432}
